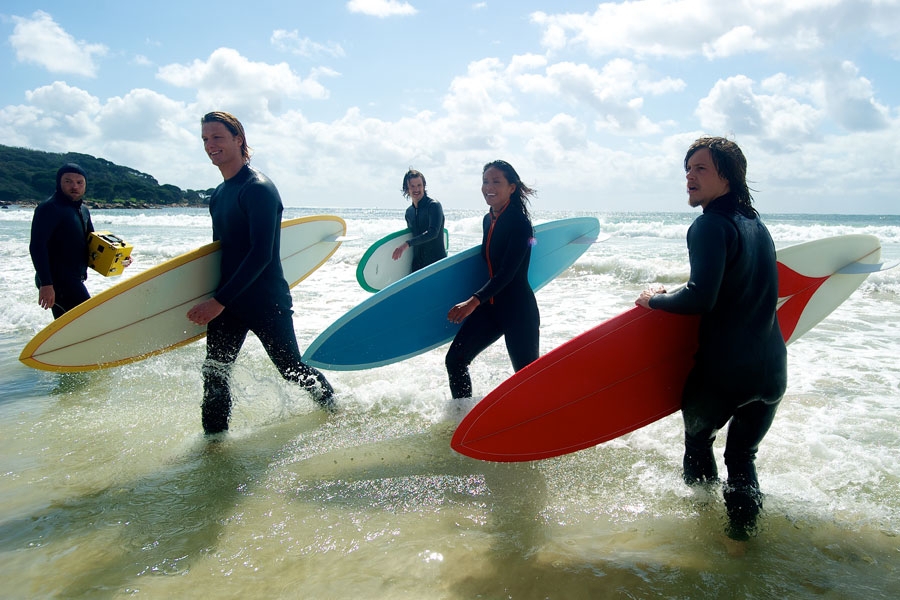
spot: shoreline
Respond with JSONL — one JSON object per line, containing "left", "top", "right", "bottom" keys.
{"left": 0, "top": 199, "right": 208, "bottom": 210}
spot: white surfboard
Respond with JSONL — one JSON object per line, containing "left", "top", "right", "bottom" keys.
{"left": 356, "top": 228, "right": 449, "bottom": 292}
{"left": 775, "top": 233, "right": 883, "bottom": 344}
{"left": 20, "top": 215, "right": 346, "bottom": 372}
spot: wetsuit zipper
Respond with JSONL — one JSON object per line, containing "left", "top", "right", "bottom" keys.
{"left": 484, "top": 204, "right": 508, "bottom": 305}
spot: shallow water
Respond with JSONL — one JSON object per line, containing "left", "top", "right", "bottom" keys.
{"left": 1, "top": 207, "right": 898, "bottom": 598}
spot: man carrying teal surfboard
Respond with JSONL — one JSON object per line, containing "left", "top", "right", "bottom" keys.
{"left": 187, "top": 111, "right": 335, "bottom": 435}
{"left": 391, "top": 169, "right": 447, "bottom": 271}
{"left": 636, "top": 137, "right": 787, "bottom": 542}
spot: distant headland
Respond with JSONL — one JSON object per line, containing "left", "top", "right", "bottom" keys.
{"left": 0, "top": 144, "right": 211, "bottom": 209}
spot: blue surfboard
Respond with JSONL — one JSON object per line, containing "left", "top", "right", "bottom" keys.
{"left": 305, "top": 217, "right": 601, "bottom": 370}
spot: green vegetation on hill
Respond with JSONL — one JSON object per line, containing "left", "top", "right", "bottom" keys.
{"left": 0, "top": 144, "right": 211, "bottom": 208}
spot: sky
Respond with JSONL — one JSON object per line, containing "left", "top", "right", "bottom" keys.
{"left": 1, "top": 0, "right": 899, "bottom": 214}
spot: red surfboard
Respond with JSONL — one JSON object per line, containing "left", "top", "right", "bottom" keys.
{"left": 451, "top": 234, "right": 884, "bottom": 462}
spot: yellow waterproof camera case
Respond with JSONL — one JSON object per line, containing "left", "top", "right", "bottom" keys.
{"left": 88, "top": 231, "right": 132, "bottom": 277}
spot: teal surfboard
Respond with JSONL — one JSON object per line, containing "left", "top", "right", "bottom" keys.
{"left": 356, "top": 228, "right": 450, "bottom": 292}
{"left": 306, "top": 217, "right": 601, "bottom": 371}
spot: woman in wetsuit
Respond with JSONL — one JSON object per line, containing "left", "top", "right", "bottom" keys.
{"left": 636, "top": 137, "right": 787, "bottom": 541}
{"left": 445, "top": 160, "right": 539, "bottom": 399}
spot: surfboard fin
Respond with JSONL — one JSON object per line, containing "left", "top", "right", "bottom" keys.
{"left": 572, "top": 233, "right": 610, "bottom": 245}
{"left": 836, "top": 260, "right": 899, "bottom": 275}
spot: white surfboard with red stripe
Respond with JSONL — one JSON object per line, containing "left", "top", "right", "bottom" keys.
{"left": 775, "top": 234, "right": 882, "bottom": 344}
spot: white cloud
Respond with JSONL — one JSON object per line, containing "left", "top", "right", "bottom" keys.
{"left": 702, "top": 25, "right": 770, "bottom": 59}
{"left": 530, "top": 0, "right": 900, "bottom": 59}
{"left": 507, "top": 53, "right": 549, "bottom": 75}
{"left": 696, "top": 75, "right": 825, "bottom": 145}
{"left": 97, "top": 89, "right": 190, "bottom": 141}
{"left": 346, "top": 0, "right": 418, "bottom": 18}
{"left": 0, "top": 81, "right": 203, "bottom": 189}
{"left": 0, "top": 104, "right": 52, "bottom": 147}
{"left": 9, "top": 10, "right": 108, "bottom": 77}
{"left": 157, "top": 48, "right": 332, "bottom": 120}
{"left": 441, "top": 58, "right": 517, "bottom": 126}
{"left": 8, "top": 82, "right": 102, "bottom": 150}
{"left": 271, "top": 30, "right": 346, "bottom": 58}
{"left": 507, "top": 57, "right": 683, "bottom": 135}
{"left": 24, "top": 81, "right": 101, "bottom": 116}
{"left": 701, "top": 60, "right": 891, "bottom": 142}
{"left": 530, "top": 3, "right": 705, "bottom": 59}
{"left": 132, "top": 55, "right": 154, "bottom": 67}
{"left": 821, "top": 60, "right": 890, "bottom": 132}
{"left": 1, "top": 15, "right": 897, "bottom": 213}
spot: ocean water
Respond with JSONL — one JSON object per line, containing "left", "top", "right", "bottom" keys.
{"left": 0, "top": 206, "right": 898, "bottom": 599}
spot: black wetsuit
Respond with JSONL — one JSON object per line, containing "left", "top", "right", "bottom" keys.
{"left": 201, "top": 164, "right": 333, "bottom": 434}
{"left": 445, "top": 203, "right": 539, "bottom": 399}
{"left": 29, "top": 192, "right": 94, "bottom": 318}
{"left": 649, "top": 191, "right": 787, "bottom": 538}
{"left": 404, "top": 195, "right": 446, "bottom": 271}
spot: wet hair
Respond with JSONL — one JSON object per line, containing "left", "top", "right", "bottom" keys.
{"left": 483, "top": 160, "right": 535, "bottom": 220}
{"left": 685, "top": 137, "right": 756, "bottom": 216}
{"left": 201, "top": 111, "right": 252, "bottom": 162}
{"left": 401, "top": 169, "right": 427, "bottom": 198}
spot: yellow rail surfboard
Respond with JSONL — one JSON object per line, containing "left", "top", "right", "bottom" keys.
{"left": 20, "top": 215, "right": 346, "bottom": 372}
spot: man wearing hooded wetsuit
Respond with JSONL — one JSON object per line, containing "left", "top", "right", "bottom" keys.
{"left": 29, "top": 163, "right": 95, "bottom": 319}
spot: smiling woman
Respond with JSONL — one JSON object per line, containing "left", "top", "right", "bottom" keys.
{"left": 445, "top": 160, "right": 540, "bottom": 400}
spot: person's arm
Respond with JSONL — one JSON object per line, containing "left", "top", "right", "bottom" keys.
{"left": 188, "top": 179, "right": 281, "bottom": 324}
{"left": 37, "top": 285, "right": 56, "bottom": 311}
{"left": 448, "top": 295, "right": 480, "bottom": 323}
{"left": 83, "top": 206, "right": 94, "bottom": 235}
{"left": 213, "top": 182, "right": 281, "bottom": 307}
{"left": 472, "top": 212, "right": 531, "bottom": 303}
{"left": 187, "top": 297, "right": 224, "bottom": 325}
{"left": 29, "top": 204, "right": 56, "bottom": 288}
{"left": 644, "top": 216, "right": 729, "bottom": 314}
{"left": 406, "top": 201, "right": 444, "bottom": 247}
{"left": 392, "top": 241, "right": 409, "bottom": 260}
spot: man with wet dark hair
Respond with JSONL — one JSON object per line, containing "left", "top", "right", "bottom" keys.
{"left": 392, "top": 168, "right": 447, "bottom": 271}
{"left": 637, "top": 137, "right": 787, "bottom": 541}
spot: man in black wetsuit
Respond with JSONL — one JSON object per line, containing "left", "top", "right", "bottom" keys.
{"left": 29, "top": 163, "right": 94, "bottom": 319}
{"left": 391, "top": 169, "right": 446, "bottom": 271}
{"left": 636, "top": 137, "right": 787, "bottom": 541}
{"left": 187, "top": 111, "right": 334, "bottom": 435}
